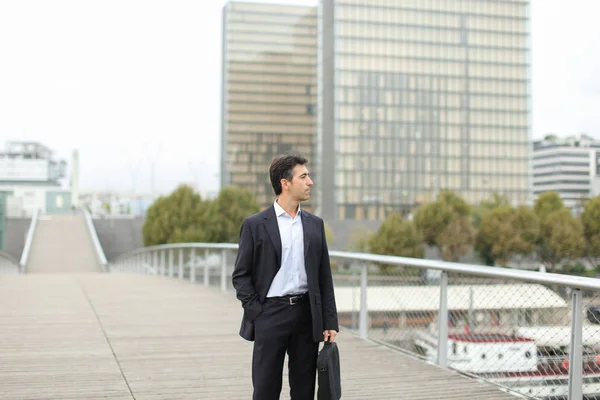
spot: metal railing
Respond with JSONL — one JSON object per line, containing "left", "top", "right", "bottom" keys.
{"left": 0, "top": 251, "right": 21, "bottom": 274}
{"left": 112, "top": 242, "right": 600, "bottom": 400}
{"left": 82, "top": 208, "right": 108, "bottom": 271}
{"left": 19, "top": 209, "right": 40, "bottom": 272}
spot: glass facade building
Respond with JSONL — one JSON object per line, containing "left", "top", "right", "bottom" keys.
{"left": 221, "top": 2, "right": 318, "bottom": 210}
{"left": 317, "top": 0, "right": 531, "bottom": 220}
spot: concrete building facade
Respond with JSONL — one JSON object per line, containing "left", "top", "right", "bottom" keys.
{"left": 0, "top": 141, "right": 72, "bottom": 217}
{"left": 533, "top": 135, "right": 600, "bottom": 211}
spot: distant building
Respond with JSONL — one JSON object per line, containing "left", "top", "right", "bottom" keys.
{"left": 220, "top": 1, "right": 318, "bottom": 211}
{"left": 78, "top": 190, "right": 156, "bottom": 218}
{"left": 221, "top": 0, "right": 531, "bottom": 220}
{"left": 0, "top": 141, "right": 71, "bottom": 217}
{"left": 317, "top": 0, "right": 531, "bottom": 220}
{"left": 532, "top": 134, "right": 600, "bottom": 211}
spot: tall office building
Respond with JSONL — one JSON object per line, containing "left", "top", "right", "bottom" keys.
{"left": 318, "top": 0, "right": 531, "bottom": 220}
{"left": 221, "top": 2, "right": 318, "bottom": 210}
{"left": 533, "top": 134, "right": 600, "bottom": 211}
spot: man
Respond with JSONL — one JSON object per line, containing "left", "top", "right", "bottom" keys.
{"left": 232, "top": 153, "right": 339, "bottom": 400}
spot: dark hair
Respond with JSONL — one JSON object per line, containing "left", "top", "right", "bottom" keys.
{"left": 269, "top": 153, "right": 308, "bottom": 195}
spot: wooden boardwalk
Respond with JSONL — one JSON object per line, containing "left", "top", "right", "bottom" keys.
{"left": 0, "top": 273, "right": 518, "bottom": 399}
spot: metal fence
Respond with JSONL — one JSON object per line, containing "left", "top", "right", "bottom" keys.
{"left": 19, "top": 209, "right": 39, "bottom": 273}
{"left": 112, "top": 243, "right": 600, "bottom": 400}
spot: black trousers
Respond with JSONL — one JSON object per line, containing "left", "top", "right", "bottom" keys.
{"left": 252, "top": 297, "right": 319, "bottom": 400}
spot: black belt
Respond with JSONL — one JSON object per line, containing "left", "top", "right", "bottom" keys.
{"left": 266, "top": 293, "right": 308, "bottom": 305}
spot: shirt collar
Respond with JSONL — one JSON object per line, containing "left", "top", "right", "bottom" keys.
{"left": 274, "top": 199, "right": 301, "bottom": 217}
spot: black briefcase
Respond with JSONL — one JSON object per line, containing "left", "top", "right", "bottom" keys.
{"left": 316, "top": 338, "right": 341, "bottom": 400}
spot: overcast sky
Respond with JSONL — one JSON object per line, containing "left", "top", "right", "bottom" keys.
{"left": 1, "top": 0, "right": 599, "bottom": 195}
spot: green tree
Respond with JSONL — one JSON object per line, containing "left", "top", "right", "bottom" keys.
{"left": 475, "top": 205, "right": 514, "bottom": 266}
{"left": 581, "top": 195, "right": 600, "bottom": 268}
{"left": 533, "top": 192, "right": 584, "bottom": 270}
{"left": 347, "top": 225, "right": 374, "bottom": 253}
{"left": 369, "top": 214, "right": 423, "bottom": 274}
{"left": 437, "top": 216, "right": 474, "bottom": 262}
{"left": 560, "top": 261, "right": 587, "bottom": 275}
{"left": 413, "top": 200, "right": 451, "bottom": 247}
{"left": 324, "top": 222, "right": 335, "bottom": 247}
{"left": 472, "top": 192, "right": 510, "bottom": 229}
{"left": 142, "top": 184, "right": 205, "bottom": 246}
{"left": 142, "top": 185, "right": 261, "bottom": 246}
{"left": 414, "top": 190, "right": 471, "bottom": 261}
{"left": 438, "top": 190, "right": 471, "bottom": 216}
{"left": 471, "top": 193, "right": 510, "bottom": 265}
{"left": 475, "top": 205, "right": 539, "bottom": 267}
{"left": 511, "top": 206, "right": 540, "bottom": 262}
{"left": 202, "top": 186, "right": 260, "bottom": 243}
{"left": 538, "top": 208, "right": 585, "bottom": 270}
{"left": 534, "top": 191, "right": 564, "bottom": 222}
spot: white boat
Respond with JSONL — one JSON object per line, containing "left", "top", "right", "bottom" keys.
{"left": 414, "top": 327, "right": 600, "bottom": 399}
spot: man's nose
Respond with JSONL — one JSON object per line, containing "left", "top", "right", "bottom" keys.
{"left": 307, "top": 177, "right": 313, "bottom": 186}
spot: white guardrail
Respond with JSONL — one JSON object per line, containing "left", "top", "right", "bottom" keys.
{"left": 18, "top": 209, "right": 40, "bottom": 272}
{"left": 112, "top": 243, "right": 600, "bottom": 400}
{"left": 82, "top": 208, "right": 108, "bottom": 271}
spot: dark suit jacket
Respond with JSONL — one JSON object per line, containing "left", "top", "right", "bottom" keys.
{"left": 232, "top": 204, "right": 339, "bottom": 343}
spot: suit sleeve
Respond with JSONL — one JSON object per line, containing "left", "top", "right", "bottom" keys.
{"left": 232, "top": 218, "right": 262, "bottom": 321}
{"left": 318, "top": 220, "right": 339, "bottom": 331}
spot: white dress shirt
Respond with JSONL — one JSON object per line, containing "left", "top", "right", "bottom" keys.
{"left": 266, "top": 199, "right": 308, "bottom": 297}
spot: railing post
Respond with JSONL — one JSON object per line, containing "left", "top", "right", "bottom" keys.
{"left": 568, "top": 288, "right": 583, "bottom": 400}
{"left": 204, "top": 249, "right": 210, "bottom": 287}
{"left": 160, "top": 250, "right": 166, "bottom": 275}
{"left": 152, "top": 251, "right": 158, "bottom": 275}
{"left": 437, "top": 271, "right": 449, "bottom": 368}
{"left": 221, "top": 250, "right": 227, "bottom": 292}
{"left": 178, "top": 249, "right": 184, "bottom": 280}
{"left": 190, "top": 248, "right": 196, "bottom": 283}
{"left": 137, "top": 253, "right": 141, "bottom": 274}
{"left": 359, "top": 262, "right": 368, "bottom": 340}
{"left": 168, "top": 249, "right": 174, "bottom": 278}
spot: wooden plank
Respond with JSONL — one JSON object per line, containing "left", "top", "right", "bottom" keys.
{"left": 0, "top": 275, "right": 132, "bottom": 400}
{"left": 0, "top": 274, "right": 518, "bottom": 399}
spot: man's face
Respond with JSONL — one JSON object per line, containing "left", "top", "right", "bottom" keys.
{"left": 284, "top": 164, "right": 313, "bottom": 201}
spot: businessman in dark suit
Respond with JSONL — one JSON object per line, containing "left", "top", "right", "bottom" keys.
{"left": 232, "top": 153, "right": 339, "bottom": 400}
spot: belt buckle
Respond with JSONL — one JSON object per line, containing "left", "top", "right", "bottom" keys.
{"left": 289, "top": 295, "right": 300, "bottom": 305}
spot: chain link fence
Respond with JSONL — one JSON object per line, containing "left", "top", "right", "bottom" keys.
{"left": 330, "top": 255, "right": 600, "bottom": 400}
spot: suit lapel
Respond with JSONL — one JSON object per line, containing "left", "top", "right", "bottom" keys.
{"left": 263, "top": 205, "right": 282, "bottom": 267}
{"left": 302, "top": 211, "right": 310, "bottom": 259}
